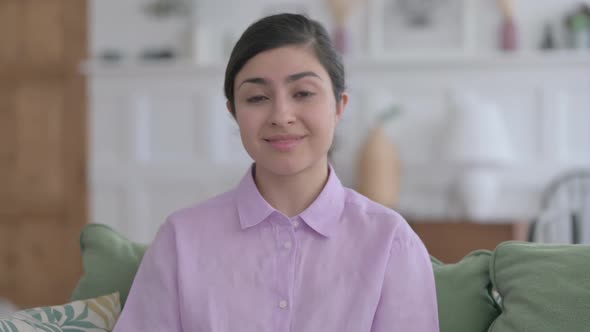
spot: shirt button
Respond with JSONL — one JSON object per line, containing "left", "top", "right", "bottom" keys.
{"left": 292, "top": 220, "right": 300, "bottom": 228}
{"left": 284, "top": 241, "right": 292, "bottom": 249}
{"left": 279, "top": 300, "right": 288, "bottom": 309}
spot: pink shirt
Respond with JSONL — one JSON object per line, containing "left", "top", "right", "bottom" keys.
{"left": 114, "top": 165, "right": 439, "bottom": 331}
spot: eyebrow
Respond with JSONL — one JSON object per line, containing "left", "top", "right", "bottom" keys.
{"left": 286, "top": 71, "right": 321, "bottom": 83}
{"left": 237, "top": 71, "right": 322, "bottom": 90}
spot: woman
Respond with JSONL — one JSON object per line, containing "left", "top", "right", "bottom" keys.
{"left": 114, "top": 13, "right": 438, "bottom": 331}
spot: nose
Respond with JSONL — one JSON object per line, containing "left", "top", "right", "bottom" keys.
{"left": 269, "top": 97, "right": 296, "bottom": 127}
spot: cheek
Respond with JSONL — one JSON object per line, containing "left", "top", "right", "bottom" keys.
{"left": 316, "top": 102, "right": 339, "bottom": 127}
{"left": 307, "top": 113, "right": 337, "bottom": 140}
{"left": 236, "top": 111, "right": 263, "bottom": 139}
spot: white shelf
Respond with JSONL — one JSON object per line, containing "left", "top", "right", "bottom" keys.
{"left": 82, "top": 51, "right": 590, "bottom": 77}
{"left": 347, "top": 51, "right": 590, "bottom": 69}
{"left": 81, "top": 59, "right": 225, "bottom": 77}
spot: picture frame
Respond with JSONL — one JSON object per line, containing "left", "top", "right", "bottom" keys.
{"left": 367, "top": 0, "right": 476, "bottom": 57}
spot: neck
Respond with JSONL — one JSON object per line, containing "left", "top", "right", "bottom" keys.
{"left": 254, "top": 160, "right": 330, "bottom": 217}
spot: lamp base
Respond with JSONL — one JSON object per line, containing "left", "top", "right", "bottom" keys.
{"left": 457, "top": 169, "right": 499, "bottom": 221}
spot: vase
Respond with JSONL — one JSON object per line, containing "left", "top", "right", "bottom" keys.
{"left": 333, "top": 25, "right": 349, "bottom": 55}
{"left": 500, "top": 17, "right": 518, "bottom": 51}
{"left": 356, "top": 126, "right": 400, "bottom": 208}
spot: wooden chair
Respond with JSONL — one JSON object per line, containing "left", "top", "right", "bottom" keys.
{"left": 528, "top": 169, "right": 590, "bottom": 244}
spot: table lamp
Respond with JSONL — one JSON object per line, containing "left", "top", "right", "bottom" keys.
{"left": 443, "top": 93, "right": 516, "bottom": 221}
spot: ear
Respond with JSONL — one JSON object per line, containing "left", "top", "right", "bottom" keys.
{"left": 335, "top": 92, "right": 348, "bottom": 122}
{"left": 225, "top": 100, "right": 237, "bottom": 120}
{"left": 226, "top": 100, "right": 233, "bottom": 115}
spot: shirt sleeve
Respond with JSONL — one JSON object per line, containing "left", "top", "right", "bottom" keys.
{"left": 371, "top": 221, "right": 439, "bottom": 332}
{"left": 113, "top": 220, "right": 182, "bottom": 331}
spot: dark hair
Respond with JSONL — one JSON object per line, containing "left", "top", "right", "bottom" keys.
{"left": 224, "top": 13, "right": 345, "bottom": 116}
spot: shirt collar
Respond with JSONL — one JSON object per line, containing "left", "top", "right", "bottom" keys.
{"left": 235, "top": 164, "right": 346, "bottom": 237}
{"left": 298, "top": 164, "right": 346, "bottom": 237}
{"left": 235, "top": 165, "right": 276, "bottom": 230}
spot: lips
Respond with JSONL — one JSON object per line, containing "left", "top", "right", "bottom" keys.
{"left": 264, "top": 134, "right": 306, "bottom": 151}
{"left": 265, "top": 134, "right": 305, "bottom": 142}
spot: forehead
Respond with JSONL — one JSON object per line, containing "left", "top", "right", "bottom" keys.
{"left": 235, "top": 46, "right": 328, "bottom": 82}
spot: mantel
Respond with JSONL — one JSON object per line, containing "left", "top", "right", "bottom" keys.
{"left": 82, "top": 51, "right": 590, "bottom": 77}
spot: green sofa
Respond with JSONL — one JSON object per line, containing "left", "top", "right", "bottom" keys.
{"left": 72, "top": 223, "right": 590, "bottom": 332}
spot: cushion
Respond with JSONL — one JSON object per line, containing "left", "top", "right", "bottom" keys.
{"left": 433, "top": 250, "right": 500, "bottom": 332}
{"left": 0, "top": 292, "right": 120, "bottom": 331}
{"left": 489, "top": 241, "right": 590, "bottom": 332}
{"left": 71, "top": 224, "right": 147, "bottom": 306}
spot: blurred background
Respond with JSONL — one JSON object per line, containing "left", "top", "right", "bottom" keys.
{"left": 1, "top": 0, "right": 589, "bottom": 311}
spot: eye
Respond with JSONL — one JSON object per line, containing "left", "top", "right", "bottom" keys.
{"left": 294, "top": 91, "right": 315, "bottom": 99}
{"left": 246, "top": 95, "right": 268, "bottom": 103}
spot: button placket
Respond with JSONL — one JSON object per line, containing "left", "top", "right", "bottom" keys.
{"left": 278, "top": 223, "right": 295, "bottom": 252}
{"left": 275, "top": 223, "right": 295, "bottom": 321}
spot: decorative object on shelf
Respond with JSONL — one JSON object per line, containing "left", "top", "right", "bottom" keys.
{"left": 540, "top": 23, "right": 556, "bottom": 50}
{"left": 395, "top": 0, "right": 440, "bottom": 27}
{"left": 141, "top": 0, "right": 196, "bottom": 60}
{"left": 442, "top": 93, "right": 516, "bottom": 221}
{"left": 356, "top": 106, "right": 402, "bottom": 208}
{"left": 325, "top": 0, "right": 365, "bottom": 54}
{"left": 98, "top": 49, "right": 124, "bottom": 62}
{"left": 139, "top": 48, "right": 177, "bottom": 60}
{"left": 564, "top": 4, "right": 590, "bottom": 49}
{"left": 367, "top": 0, "right": 473, "bottom": 56}
{"left": 142, "top": 0, "right": 190, "bottom": 18}
{"left": 497, "top": 0, "right": 518, "bottom": 51}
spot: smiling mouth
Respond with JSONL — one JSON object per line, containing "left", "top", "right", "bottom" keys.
{"left": 264, "top": 135, "right": 306, "bottom": 151}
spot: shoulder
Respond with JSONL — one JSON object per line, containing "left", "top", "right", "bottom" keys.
{"left": 342, "top": 188, "right": 418, "bottom": 246}
{"left": 343, "top": 188, "right": 405, "bottom": 226}
{"left": 162, "top": 189, "right": 237, "bottom": 234}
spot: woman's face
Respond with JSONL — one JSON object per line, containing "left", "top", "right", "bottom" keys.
{"left": 230, "top": 46, "right": 347, "bottom": 177}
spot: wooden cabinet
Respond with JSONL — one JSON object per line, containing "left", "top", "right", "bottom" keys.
{"left": 0, "top": 0, "right": 88, "bottom": 308}
{"left": 409, "top": 220, "right": 530, "bottom": 264}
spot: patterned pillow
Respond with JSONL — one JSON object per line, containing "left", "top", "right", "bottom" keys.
{"left": 0, "top": 292, "right": 120, "bottom": 332}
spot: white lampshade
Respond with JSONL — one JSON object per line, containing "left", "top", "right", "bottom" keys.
{"left": 443, "top": 94, "right": 516, "bottom": 168}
